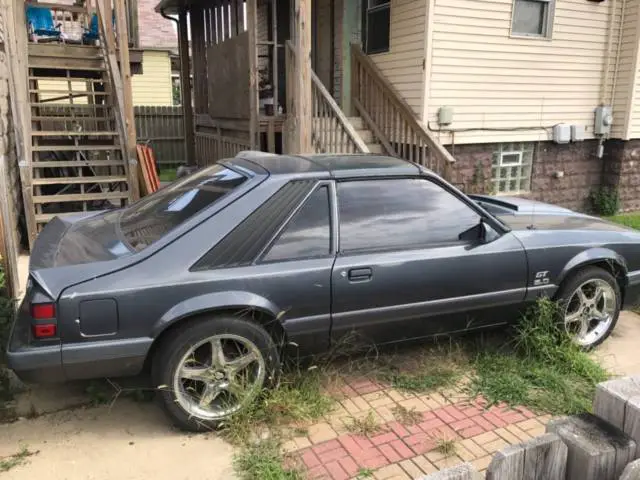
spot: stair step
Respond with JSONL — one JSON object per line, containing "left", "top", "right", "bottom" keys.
{"left": 32, "top": 131, "right": 118, "bottom": 137}
{"left": 36, "top": 212, "right": 92, "bottom": 223}
{"left": 33, "top": 160, "right": 126, "bottom": 168}
{"left": 356, "top": 129, "right": 373, "bottom": 143}
{"left": 347, "top": 117, "right": 364, "bottom": 129}
{"left": 28, "top": 61, "right": 106, "bottom": 71}
{"left": 33, "top": 175, "right": 128, "bottom": 186}
{"left": 31, "top": 116, "right": 114, "bottom": 122}
{"left": 30, "top": 89, "right": 110, "bottom": 96}
{"left": 30, "top": 103, "right": 111, "bottom": 109}
{"left": 33, "top": 145, "right": 121, "bottom": 152}
{"left": 33, "top": 191, "right": 129, "bottom": 204}
{"left": 29, "top": 76, "right": 107, "bottom": 84}
{"left": 367, "top": 143, "right": 382, "bottom": 154}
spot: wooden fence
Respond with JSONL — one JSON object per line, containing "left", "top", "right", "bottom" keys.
{"left": 134, "top": 106, "right": 186, "bottom": 167}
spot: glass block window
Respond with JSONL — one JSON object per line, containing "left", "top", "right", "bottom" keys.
{"left": 491, "top": 143, "right": 534, "bottom": 194}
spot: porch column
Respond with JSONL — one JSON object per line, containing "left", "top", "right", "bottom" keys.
{"left": 178, "top": 9, "right": 196, "bottom": 165}
{"left": 291, "top": 0, "right": 312, "bottom": 153}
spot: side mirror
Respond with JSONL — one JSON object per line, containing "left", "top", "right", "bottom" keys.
{"left": 459, "top": 220, "right": 492, "bottom": 244}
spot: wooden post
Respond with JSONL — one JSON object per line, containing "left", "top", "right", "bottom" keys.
{"left": 246, "top": 0, "right": 259, "bottom": 150}
{"left": 291, "top": 0, "right": 312, "bottom": 153}
{"left": 178, "top": 10, "right": 195, "bottom": 165}
{"left": 113, "top": 0, "right": 139, "bottom": 200}
{"left": 3, "top": 0, "right": 37, "bottom": 250}
{"left": 547, "top": 414, "right": 637, "bottom": 480}
{"left": 485, "top": 433, "right": 567, "bottom": 480}
{"left": 593, "top": 376, "right": 640, "bottom": 459}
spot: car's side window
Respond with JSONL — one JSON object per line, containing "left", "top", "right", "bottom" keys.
{"left": 337, "top": 178, "right": 481, "bottom": 253}
{"left": 261, "top": 186, "right": 332, "bottom": 263}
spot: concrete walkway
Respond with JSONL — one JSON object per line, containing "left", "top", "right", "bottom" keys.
{"left": 594, "top": 310, "right": 640, "bottom": 376}
{"left": 0, "top": 398, "right": 236, "bottom": 480}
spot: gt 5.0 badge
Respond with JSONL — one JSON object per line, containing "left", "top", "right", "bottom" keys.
{"left": 534, "top": 271, "right": 550, "bottom": 286}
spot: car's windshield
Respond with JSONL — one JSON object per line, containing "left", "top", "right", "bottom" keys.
{"left": 117, "top": 164, "right": 247, "bottom": 251}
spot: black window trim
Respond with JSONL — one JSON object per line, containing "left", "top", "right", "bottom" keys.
{"left": 335, "top": 175, "right": 506, "bottom": 256}
{"left": 362, "top": 0, "right": 391, "bottom": 55}
{"left": 256, "top": 180, "right": 337, "bottom": 264}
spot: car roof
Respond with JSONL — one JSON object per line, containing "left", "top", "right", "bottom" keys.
{"left": 230, "top": 151, "right": 422, "bottom": 179}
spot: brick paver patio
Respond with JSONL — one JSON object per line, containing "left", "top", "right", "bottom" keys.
{"left": 283, "top": 377, "right": 551, "bottom": 480}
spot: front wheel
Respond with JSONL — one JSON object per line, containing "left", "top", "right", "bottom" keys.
{"left": 556, "top": 267, "right": 621, "bottom": 349}
{"left": 152, "top": 316, "right": 280, "bottom": 432}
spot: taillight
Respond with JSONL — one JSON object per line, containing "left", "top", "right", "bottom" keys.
{"left": 31, "top": 302, "right": 57, "bottom": 339}
{"left": 31, "top": 303, "right": 56, "bottom": 319}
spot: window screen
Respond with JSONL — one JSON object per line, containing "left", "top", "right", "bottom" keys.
{"left": 363, "top": 0, "right": 390, "bottom": 54}
{"left": 262, "top": 186, "right": 331, "bottom": 262}
{"left": 512, "top": 0, "right": 553, "bottom": 37}
{"left": 337, "top": 179, "right": 481, "bottom": 253}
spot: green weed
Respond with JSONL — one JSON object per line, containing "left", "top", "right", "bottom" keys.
{"left": 0, "top": 446, "right": 37, "bottom": 472}
{"left": 346, "top": 411, "right": 381, "bottom": 436}
{"left": 391, "top": 404, "right": 422, "bottom": 426}
{"left": 432, "top": 437, "right": 457, "bottom": 457}
{"left": 233, "top": 438, "right": 303, "bottom": 480}
{"left": 469, "top": 298, "right": 608, "bottom": 415}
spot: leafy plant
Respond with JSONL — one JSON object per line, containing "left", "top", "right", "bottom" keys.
{"left": 233, "top": 438, "right": 302, "bottom": 480}
{"left": 590, "top": 186, "right": 620, "bottom": 216}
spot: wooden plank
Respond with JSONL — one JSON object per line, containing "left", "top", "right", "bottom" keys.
{"left": 113, "top": 0, "right": 139, "bottom": 201}
{"left": 291, "top": 0, "right": 312, "bottom": 153}
{"left": 32, "top": 176, "right": 127, "bottom": 185}
{"left": 33, "top": 191, "right": 128, "bottom": 203}
{"left": 247, "top": 0, "right": 258, "bottom": 149}
{"left": 32, "top": 145, "right": 121, "bottom": 152}
{"left": 486, "top": 444, "right": 525, "bottom": 480}
{"left": 5, "top": 0, "right": 37, "bottom": 249}
{"left": 32, "top": 131, "right": 118, "bottom": 136}
{"left": 178, "top": 10, "right": 195, "bottom": 165}
{"left": 25, "top": 1, "right": 87, "bottom": 13}
{"left": 33, "top": 160, "right": 124, "bottom": 168}
{"left": 547, "top": 414, "right": 637, "bottom": 480}
{"left": 522, "top": 433, "right": 568, "bottom": 480}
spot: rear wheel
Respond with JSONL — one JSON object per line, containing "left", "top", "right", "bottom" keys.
{"left": 556, "top": 267, "right": 620, "bottom": 349}
{"left": 152, "top": 315, "right": 280, "bottom": 432}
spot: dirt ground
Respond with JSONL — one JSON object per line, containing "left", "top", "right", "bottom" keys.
{"left": 1, "top": 311, "right": 639, "bottom": 479}
{"left": 0, "top": 399, "right": 236, "bottom": 479}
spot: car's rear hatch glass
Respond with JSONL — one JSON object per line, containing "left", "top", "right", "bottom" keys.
{"left": 30, "top": 165, "right": 247, "bottom": 269}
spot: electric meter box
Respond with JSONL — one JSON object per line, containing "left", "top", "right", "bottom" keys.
{"left": 595, "top": 106, "right": 613, "bottom": 135}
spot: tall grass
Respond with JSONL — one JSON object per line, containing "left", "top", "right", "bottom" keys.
{"left": 470, "top": 298, "right": 608, "bottom": 415}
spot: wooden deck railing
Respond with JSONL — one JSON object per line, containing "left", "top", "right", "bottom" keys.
{"left": 285, "top": 41, "right": 369, "bottom": 154}
{"left": 351, "top": 44, "right": 456, "bottom": 178}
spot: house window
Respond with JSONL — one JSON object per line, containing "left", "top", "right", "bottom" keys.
{"left": 511, "top": 0, "right": 554, "bottom": 38}
{"left": 362, "top": 0, "right": 390, "bottom": 54}
{"left": 491, "top": 143, "right": 534, "bottom": 194}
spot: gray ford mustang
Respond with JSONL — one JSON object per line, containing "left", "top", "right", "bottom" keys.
{"left": 6, "top": 152, "right": 640, "bottom": 431}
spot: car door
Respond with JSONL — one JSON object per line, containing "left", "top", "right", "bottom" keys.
{"left": 330, "top": 176, "right": 528, "bottom": 346}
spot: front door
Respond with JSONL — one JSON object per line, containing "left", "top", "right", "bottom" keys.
{"left": 330, "top": 177, "right": 528, "bottom": 346}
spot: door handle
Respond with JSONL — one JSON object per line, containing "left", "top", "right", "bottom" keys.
{"left": 348, "top": 267, "right": 373, "bottom": 282}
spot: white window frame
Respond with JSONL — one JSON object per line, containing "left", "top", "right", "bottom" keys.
{"left": 492, "top": 143, "right": 534, "bottom": 195}
{"left": 510, "top": 0, "right": 555, "bottom": 40}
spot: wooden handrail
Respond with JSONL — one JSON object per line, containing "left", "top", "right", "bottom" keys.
{"left": 285, "top": 41, "right": 369, "bottom": 154}
{"left": 350, "top": 44, "right": 455, "bottom": 178}
{"left": 25, "top": 2, "right": 88, "bottom": 14}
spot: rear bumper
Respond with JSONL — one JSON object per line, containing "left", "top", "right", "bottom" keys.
{"left": 6, "top": 346, "right": 66, "bottom": 383}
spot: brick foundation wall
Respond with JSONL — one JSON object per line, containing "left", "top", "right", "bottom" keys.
{"left": 447, "top": 140, "right": 606, "bottom": 212}
{"left": 603, "top": 139, "right": 640, "bottom": 212}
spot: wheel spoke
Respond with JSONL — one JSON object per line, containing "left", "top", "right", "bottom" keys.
{"left": 210, "top": 338, "right": 226, "bottom": 368}
{"left": 226, "top": 352, "right": 258, "bottom": 375}
{"left": 565, "top": 311, "right": 582, "bottom": 324}
{"left": 180, "top": 365, "right": 208, "bottom": 381}
{"left": 575, "top": 286, "right": 588, "bottom": 305}
{"left": 199, "top": 383, "right": 223, "bottom": 407}
{"left": 592, "top": 308, "right": 609, "bottom": 322}
{"left": 577, "top": 318, "right": 590, "bottom": 339}
{"left": 594, "top": 286, "right": 605, "bottom": 305}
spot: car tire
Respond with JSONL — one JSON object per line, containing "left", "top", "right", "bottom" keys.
{"left": 555, "top": 266, "right": 621, "bottom": 349}
{"left": 151, "top": 315, "right": 280, "bottom": 432}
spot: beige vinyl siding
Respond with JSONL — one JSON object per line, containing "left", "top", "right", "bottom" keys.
{"left": 427, "top": 0, "right": 623, "bottom": 144}
{"left": 36, "top": 80, "right": 88, "bottom": 104}
{"left": 612, "top": 0, "right": 638, "bottom": 139}
{"left": 628, "top": 0, "right": 640, "bottom": 138}
{"left": 132, "top": 50, "right": 173, "bottom": 106}
{"left": 369, "top": 0, "right": 427, "bottom": 116}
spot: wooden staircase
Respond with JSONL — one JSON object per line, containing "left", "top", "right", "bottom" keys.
{"left": 28, "top": 44, "right": 131, "bottom": 229}
{"left": 17, "top": 1, "right": 139, "bottom": 249}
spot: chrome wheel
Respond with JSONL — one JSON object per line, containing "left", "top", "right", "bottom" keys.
{"left": 172, "top": 334, "right": 266, "bottom": 421}
{"left": 564, "top": 279, "right": 617, "bottom": 347}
